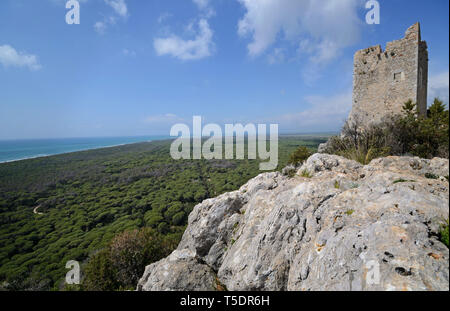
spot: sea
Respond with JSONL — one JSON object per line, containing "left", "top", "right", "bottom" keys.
{"left": 0, "top": 136, "right": 169, "bottom": 164}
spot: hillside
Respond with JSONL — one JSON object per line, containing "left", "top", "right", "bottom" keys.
{"left": 0, "top": 136, "right": 327, "bottom": 290}
{"left": 138, "top": 154, "right": 449, "bottom": 291}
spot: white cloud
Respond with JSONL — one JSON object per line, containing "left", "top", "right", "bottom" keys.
{"left": 267, "top": 48, "right": 286, "bottom": 64}
{"left": 193, "top": 0, "right": 209, "bottom": 9}
{"left": 94, "top": 0, "right": 127, "bottom": 34}
{"left": 273, "top": 91, "right": 352, "bottom": 131}
{"left": 428, "top": 71, "right": 449, "bottom": 105}
{"left": 154, "top": 19, "right": 214, "bottom": 60}
{"left": 157, "top": 12, "right": 172, "bottom": 24}
{"left": 94, "top": 21, "right": 108, "bottom": 34}
{"left": 105, "top": 0, "right": 128, "bottom": 17}
{"left": 237, "top": 0, "right": 361, "bottom": 64}
{"left": 193, "top": 0, "right": 215, "bottom": 18}
{"left": 0, "top": 45, "right": 42, "bottom": 71}
{"left": 154, "top": 0, "right": 216, "bottom": 60}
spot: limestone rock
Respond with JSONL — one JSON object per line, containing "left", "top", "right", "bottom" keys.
{"left": 136, "top": 249, "right": 217, "bottom": 291}
{"left": 138, "top": 154, "right": 449, "bottom": 291}
{"left": 317, "top": 143, "right": 328, "bottom": 153}
{"left": 281, "top": 164, "right": 296, "bottom": 176}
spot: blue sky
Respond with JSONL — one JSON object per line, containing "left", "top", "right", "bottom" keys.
{"left": 0, "top": 0, "right": 448, "bottom": 140}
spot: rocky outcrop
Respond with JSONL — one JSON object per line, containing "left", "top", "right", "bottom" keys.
{"left": 137, "top": 154, "right": 449, "bottom": 291}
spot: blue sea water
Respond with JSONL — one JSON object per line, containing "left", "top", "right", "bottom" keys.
{"left": 0, "top": 136, "right": 169, "bottom": 163}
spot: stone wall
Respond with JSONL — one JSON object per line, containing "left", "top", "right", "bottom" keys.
{"left": 349, "top": 23, "right": 428, "bottom": 125}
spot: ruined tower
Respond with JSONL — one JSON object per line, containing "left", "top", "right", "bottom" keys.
{"left": 348, "top": 23, "right": 428, "bottom": 125}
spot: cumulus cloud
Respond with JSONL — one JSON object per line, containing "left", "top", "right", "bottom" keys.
{"left": 94, "top": 0, "right": 128, "bottom": 34}
{"left": 154, "top": 19, "right": 214, "bottom": 60}
{"left": 94, "top": 21, "right": 108, "bottom": 34}
{"left": 428, "top": 71, "right": 449, "bottom": 105}
{"left": 193, "top": 0, "right": 215, "bottom": 18}
{"left": 273, "top": 91, "right": 352, "bottom": 132}
{"left": 0, "top": 45, "right": 42, "bottom": 71}
{"left": 237, "top": 0, "right": 361, "bottom": 64}
{"left": 153, "top": 0, "right": 216, "bottom": 61}
{"left": 105, "top": 0, "right": 128, "bottom": 17}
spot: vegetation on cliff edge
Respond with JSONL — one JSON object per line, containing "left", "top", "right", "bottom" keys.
{"left": 324, "top": 98, "right": 449, "bottom": 164}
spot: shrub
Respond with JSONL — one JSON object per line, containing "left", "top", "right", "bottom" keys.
{"left": 425, "top": 173, "right": 439, "bottom": 180}
{"left": 157, "top": 222, "right": 169, "bottom": 234}
{"left": 324, "top": 98, "right": 449, "bottom": 163}
{"left": 288, "top": 146, "right": 312, "bottom": 166}
{"left": 83, "top": 228, "right": 180, "bottom": 290}
{"left": 83, "top": 249, "right": 118, "bottom": 291}
{"left": 324, "top": 118, "right": 392, "bottom": 164}
{"left": 334, "top": 181, "right": 340, "bottom": 189}
{"left": 300, "top": 170, "right": 312, "bottom": 178}
{"left": 287, "top": 170, "right": 296, "bottom": 178}
{"left": 395, "top": 99, "right": 449, "bottom": 158}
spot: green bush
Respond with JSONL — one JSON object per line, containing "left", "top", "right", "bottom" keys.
{"left": 82, "top": 227, "right": 179, "bottom": 290}
{"left": 425, "top": 173, "right": 439, "bottom": 180}
{"left": 300, "top": 170, "right": 312, "bottom": 178}
{"left": 334, "top": 181, "right": 340, "bottom": 189}
{"left": 288, "top": 146, "right": 312, "bottom": 166}
{"left": 83, "top": 249, "right": 118, "bottom": 291}
{"left": 324, "top": 98, "right": 449, "bottom": 164}
{"left": 395, "top": 99, "right": 449, "bottom": 158}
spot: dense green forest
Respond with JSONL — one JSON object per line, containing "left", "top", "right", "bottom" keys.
{"left": 0, "top": 136, "right": 327, "bottom": 290}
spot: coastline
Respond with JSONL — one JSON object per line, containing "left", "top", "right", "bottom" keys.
{"left": 0, "top": 136, "right": 170, "bottom": 164}
{"left": 0, "top": 133, "right": 333, "bottom": 164}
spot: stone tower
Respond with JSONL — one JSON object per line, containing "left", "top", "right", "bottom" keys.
{"left": 348, "top": 23, "right": 428, "bottom": 125}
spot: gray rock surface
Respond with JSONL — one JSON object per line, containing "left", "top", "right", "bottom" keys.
{"left": 317, "top": 143, "right": 328, "bottom": 153}
{"left": 138, "top": 154, "right": 449, "bottom": 291}
{"left": 136, "top": 249, "right": 217, "bottom": 291}
{"left": 281, "top": 164, "right": 296, "bottom": 176}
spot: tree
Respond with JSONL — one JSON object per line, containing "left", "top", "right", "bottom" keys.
{"left": 397, "top": 98, "right": 449, "bottom": 158}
